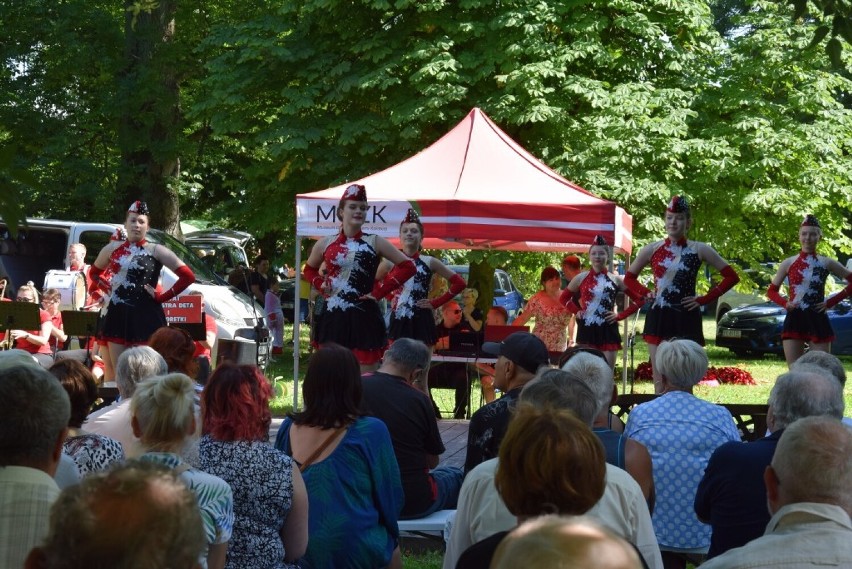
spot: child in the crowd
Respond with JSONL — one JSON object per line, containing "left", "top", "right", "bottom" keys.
{"left": 265, "top": 277, "right": 284, "bottom": 355}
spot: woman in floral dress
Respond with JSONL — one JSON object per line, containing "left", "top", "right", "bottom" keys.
{"left": 513, "top": 266, "right": 571, "bottom": 353}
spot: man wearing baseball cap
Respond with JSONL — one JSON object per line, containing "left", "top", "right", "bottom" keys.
{"left": 463, "top": 332, "right": 550, "bottom": 475}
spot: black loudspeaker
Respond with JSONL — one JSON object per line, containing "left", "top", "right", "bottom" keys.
{"left": 216, "top": 338, "right": 258, "bottom": 366}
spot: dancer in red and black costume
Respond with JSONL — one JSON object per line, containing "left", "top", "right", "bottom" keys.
{"left": 89, "top": 201, "right": 195, "bottom": 378}
{"left": 303, "top": 184, "right": 416, "bottom": 370}
{"left": 561, "top": 235, "right": 644, "bottom": 369}
{"left": 376, "top": 208, "right": 466, "bottom": 347}
{"left": 624, "top": 196, "right": 739, "bottom": 393}
{"left": 767, "top": 214, "right": 852, "bottom": 367}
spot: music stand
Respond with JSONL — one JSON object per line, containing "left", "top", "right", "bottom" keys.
{"left": 0, "top": 301, "right": 41, "bottom": 334}
{"left": 61, "top": 310, "right": 100, "bottom": 363}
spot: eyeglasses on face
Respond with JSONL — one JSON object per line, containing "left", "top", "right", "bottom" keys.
{"left": 16, "top": 296, "right": 33, "bottom": 302}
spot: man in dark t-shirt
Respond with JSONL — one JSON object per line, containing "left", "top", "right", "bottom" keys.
{"left": 430, "top": 300, "right": 472, "bottom": 418}
{"left": 248, "top": 255, "right": 270, "bottom": 307}
{"left": 361, "top": 338, "right": 463, "bottom": 519}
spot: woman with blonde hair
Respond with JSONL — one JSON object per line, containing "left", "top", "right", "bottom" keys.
{"left": 132, "top": 372, "right": 234, "bottom": 569}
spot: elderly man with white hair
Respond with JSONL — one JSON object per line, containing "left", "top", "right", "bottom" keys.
{"left": 84, "top": 346, "right": 167, "bottom": 457}
{"left": 562, "top": 351, "right": 655, "bottom": 510}
{"left": 701, "top": 416, "right": 852, "bottom": 569}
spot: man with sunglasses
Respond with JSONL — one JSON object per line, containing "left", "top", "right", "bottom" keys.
{"left": 429, "top": 301, "right": 473, "bottom": 419}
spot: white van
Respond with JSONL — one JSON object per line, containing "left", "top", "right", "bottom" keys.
{"left": 0, "top": 218, "right": 269, "bottom": 364}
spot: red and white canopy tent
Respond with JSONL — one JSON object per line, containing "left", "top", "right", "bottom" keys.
{"left": 292, "top": 108, "right": 634, "bottom": 404}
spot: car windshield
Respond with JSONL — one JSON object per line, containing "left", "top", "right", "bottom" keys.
{"left": 147, "top": 229, "right": 219, "bottom": 285}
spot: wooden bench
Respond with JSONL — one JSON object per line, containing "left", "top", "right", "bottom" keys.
{"left": 613, "top": 393, "right": 769, "bottom": 442}
{"left": 398, "top": 509, "right": 455, "bottom": 543}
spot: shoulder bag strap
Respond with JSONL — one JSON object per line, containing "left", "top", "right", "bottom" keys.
{"left": 298, "top": 424, "right": 348, "bottom": 472}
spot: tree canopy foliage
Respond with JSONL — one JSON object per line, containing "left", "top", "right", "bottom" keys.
{"left": 1, "top": 0, "right": 850, "bottom": 285}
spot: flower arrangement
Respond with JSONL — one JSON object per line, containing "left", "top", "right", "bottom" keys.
{"left": 633, "top": 361, "right": 755, "bottom": 386}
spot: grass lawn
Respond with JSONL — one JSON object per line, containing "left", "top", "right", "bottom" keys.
{"left": 262, "top": 316, "right": 852, "bottom": 569}
{"left": 267, "top": 316, "right": 852, "bottom": 416}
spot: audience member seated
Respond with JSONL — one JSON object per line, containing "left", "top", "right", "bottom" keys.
{"left": 790, "top": 350, "right": 852, "bottom": 427}
{"left": 625, "top": 339, "right": 740, "bottom": 569}
{"left": 562, "top": 351, "right": 655, "bottom": 509}
{"left": 197, "top": 363, "right": 308, "bottom": 568}
{"left": 48, "top": 359, "right": 125, "bottom": 476}
{"left": 148, "top": 326, "right": 200, "bottom": 383}
{"left": 275, "top": 344, "right": 404, "bottom": 569}
{"left": 491, "top": 516, "right": 645, "bottom": 569}
{"left": 84, "top": 346, "right": 167, "bottom": 458}
{"left": 463, "top": 332, "right": 549, "bottom": 475}
{"left": 133, "top": 372, "right": 234, "bottom": 569}
{"left": 429, "top": 300, "right": 473, "bottom": 419}
{"left": 695, "top": 369, "right": 844, "bottom": 559}
{"left": 362, "top": 338, "right": 463, "bottom": 519}
{"left": 10, "top": 282, "right": 54, "bottom": 368}
{"left": 444, "top": 368, "right": 662, "bottom": 569}
{"left": 41, "top": 288, "right": 68, "bottom": 353}
{"left": 25, "top": 461, "right": 206, "bottom": 569}
{"left": 456, "top": 403, "right": 607, "bottom": 569}
{"left": 701, "top": 417, "right": 852, "bottom": 569}
{"left": 0, "top": 363, "right": 70, "bottom": 569}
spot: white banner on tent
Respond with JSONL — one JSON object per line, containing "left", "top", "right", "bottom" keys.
{"left": 295, "top": 198, "right": 413, "bottom": 238}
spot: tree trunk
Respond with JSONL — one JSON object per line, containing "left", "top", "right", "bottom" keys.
{"left": 117, "top": 0, "right": 182, "bottom": 238}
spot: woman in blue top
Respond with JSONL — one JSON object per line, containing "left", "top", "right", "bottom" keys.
{"left": 275, "top": 343, "right": 404, "bottom": 569}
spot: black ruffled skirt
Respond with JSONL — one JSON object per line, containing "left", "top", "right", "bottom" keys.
{"left": 643, "top": 305, "right": 704, "bottom": 346}
{"left": 99, "top": 297, "right": 166, "bottom": 345}
{"left": 577, "top": 319, "right": 622, "bottom": 351}
{"left": 388, "top": 306, "right": 437, "bottom": 346}
{"left": 782, "top": 307, "right": 834, "bottom": 343}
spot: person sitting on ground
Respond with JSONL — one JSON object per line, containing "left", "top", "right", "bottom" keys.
{"left": 84, "top": 346, "right": 168, "bottom": 458}
{"left": 25, "top": 461, "right": 207, "bottom": 569}
{"left": 491, "top": 515, "right": 644, "bottom": 569}
{"left": 695, "top": 369, "right": 844, "bottom": 560}
{"left": 48, "top": 359, "right": 125, "bottom": 476}
{"left": 361, "top": 338, "right": 463, "bottom": 519}
{"left": 444, "top": 368, "right": 662, "bottom": 569}
{"left": 624, "top": 339, "right": 740, "bottom": 569}
{"left": 10, "top": 282, "right": 54, "bottom": 368}
{"left": 700, "top": 417, "right": 852, "bottom": 569}
{"left": 562, "top": 351, "right": 655, "bottom": 510}
{"left": 197, "top": 363, "right": 308, "bottom": 569}
{"left": 133, "top": 372, "right": 234, "bottom": 569}
{"left": 274, "top": 343, "right": 404, "bottom": 569}
{"left": 0, "top": 364, "right": 70, "bottom": 569}
{"left": 463, "top": 331, "right": 550, "bottom": 475}
{"left": 456, "top": 404, "right": 607, "bottom": 569}
{"left": 790, "top": 350, "right": 851, "bottom": 427}
{"left": 429, "top": 300, "right": 474, "bottom": 419}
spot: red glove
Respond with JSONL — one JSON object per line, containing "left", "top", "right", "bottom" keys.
{"left": 697, "top": 265, "right": 740, "bottom": 306}
{"left": 616, "top": 299, "right": 644, "bottom": 321}
{"left": 155, "top": 265, "right": 195, "bottom": 303}
{"left": 766, "top": 283, "right": 787, "bottom": 308}
{"left": 559, "top": 288, "right": 581, "bottom": 313}
{"left": 430, "top": 274, "right": 467, "bottom": 308}
{"left": 825, "top": 273, "right": 852, "bottom": 309}
{"left": 88, "top": 265, "right": 106, "bottom": 295}
{"left": 303, "top": 264, "right": 325, "bottom": 292}
{"left": 623, "top": 271, "right": 651, "bottom": 300}
{"left": 373, "top": 260, "right": 416, "bottom": 300}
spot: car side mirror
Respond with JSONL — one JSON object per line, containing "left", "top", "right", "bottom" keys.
{"left": 493, "top": 289, "right": 506, "bottom": 298}
{"left": 832, "top": 299, "right": 851, "bottom": 315}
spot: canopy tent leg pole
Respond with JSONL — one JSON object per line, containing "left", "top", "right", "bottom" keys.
{"left": 621, "top": 252, "right": 631, "bottom": 395}
{"left": 293, "top": 237, "right": 302, "bottom": 410}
